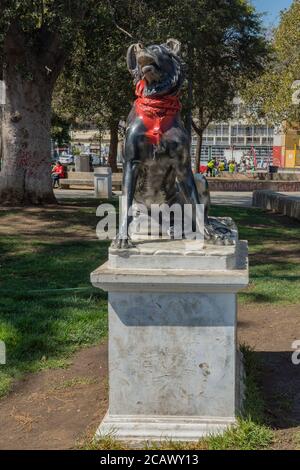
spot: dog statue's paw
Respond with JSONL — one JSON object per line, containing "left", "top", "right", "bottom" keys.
{"left": 111, "top": 236, "right": 135, "bottom": 250}
{"left": 204, "top": 222, "right": 234, "bottom": 246}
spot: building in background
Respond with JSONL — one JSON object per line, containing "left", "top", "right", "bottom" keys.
{"left": 70, "top": 124, "right": 111, "bottom": 158}
{"left": 273, "top": 125, "right": 300, "bottom": 169}
{"left": 64, "top": 101, "right": 300, "bottom": 170}
{"left": 191, "top": 98, "right": 274, "bottom": 167}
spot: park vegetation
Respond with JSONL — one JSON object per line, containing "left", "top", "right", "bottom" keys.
{"left": 242, "top": 0, "right": 300, "bottom": 127}
{"left": 0, "top": 0, "right": 291, "bottom": 204}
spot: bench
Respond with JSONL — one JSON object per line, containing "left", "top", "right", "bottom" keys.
{"left": 60, "top": 179, "right": 93, "bottom": 189}
{"left": 59, "top": 171, "right": 123, "bottom": 191}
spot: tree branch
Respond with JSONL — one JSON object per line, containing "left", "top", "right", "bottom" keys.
{"left": 107, "top": 0, "right": 136, "bottom": 40}
{"left": 191, "top": 119, "right": 204, "bottom": 135}
{"left": 192, "top": 112, "right": 212, "bottom": 136}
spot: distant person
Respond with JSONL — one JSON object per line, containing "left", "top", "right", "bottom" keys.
{"left": 240, "top": 158, "right": 246, "bottom": 173}
{"left": 214, "top": 159, "right": 220, "bottom": 176}
{"left": 89, "top": 155, "right": 94, "bottom": 172}
{"left": 229, "top": 161, "right": 235, "bottom": 174}
{"left": 218, "top": 160, "right": 225, "bottom": 173}
{"left": 199, "top": 164, "right": 207, "bottom": 174}
{"left": 206, "top": 158, "right": 215, "bottom": 177}
{"left": 51, "top": 161, "right": 65, "bottom": 188}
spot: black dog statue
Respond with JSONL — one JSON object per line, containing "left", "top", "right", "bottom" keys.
{"left": 113, "top": 39, "right": 231, "bottom": 248}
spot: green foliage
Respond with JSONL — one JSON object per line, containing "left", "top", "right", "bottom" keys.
{"left": 54, "top": 1, "right": 153, "bottom": 128}
{"left": 55, "top": 0, "right": 269, "bottom": 147}
{"left": 145, "top": 0, "right": 270, "bottom": 169}
{"left": 242, "top": 0, "right": 300, "bottom": 125}
{"left": 0, "top": 1, "right": 271, "bottom": 200}
{"left": 0, "top": 1, "right": 98, "bottom": 83}
{"left": 51, "top": 112, "right": 71, "bottom": 146}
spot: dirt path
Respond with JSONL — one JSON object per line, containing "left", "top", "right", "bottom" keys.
{"left": 0, "top": 303, "right": 299, "bottom": 450}
{"left": 238, "top": 303, "right": 300, "bottom": 450}
{"left": 0, "top": 343, "right": 108, "bottom": 450}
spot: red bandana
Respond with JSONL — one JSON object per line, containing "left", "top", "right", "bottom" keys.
{"left": 135, "top": 80, "right": 181, "bottom": 145}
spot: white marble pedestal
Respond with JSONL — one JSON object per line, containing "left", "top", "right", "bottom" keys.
{"left": 91, "top": 222, "right": 248, "bottom": 442}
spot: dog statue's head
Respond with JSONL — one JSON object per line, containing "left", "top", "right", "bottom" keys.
{"left": 127, "top": 39, "right": 185, "bottom": 97}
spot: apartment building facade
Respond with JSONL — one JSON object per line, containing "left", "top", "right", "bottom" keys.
{"left": 190, "top": 98, "right": 274, "bottom": 166}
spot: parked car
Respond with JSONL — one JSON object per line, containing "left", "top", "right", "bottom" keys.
{"left": 59, "top": 154, "right": 74, "bottom": 165}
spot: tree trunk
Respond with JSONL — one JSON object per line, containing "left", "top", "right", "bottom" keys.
{"left": 0, "top": 68, "right": 56, "bottom": 205}
{"left": 108, "top": 120, "right": 119, "bottom": 173}
{"left": 194, "top": 131, "right": 203, "bottom": 174}
{"left": 186, "top": 77, "right": 193, "bottom": 143}
{"left": 185, "top": 44, "right": 194, "bottom": 145}
{"left": 0, "top": 107, "right": 3, "bottom": 169}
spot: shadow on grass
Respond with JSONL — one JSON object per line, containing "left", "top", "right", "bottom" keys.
{"left": 254, "top": 351, "right": 300, "bottom": 430}
{"left": 0, "top": 237, "right": 110, "bottom": 397}
{"left": 211, "top": 205, "right": 300, "bottom": 243}
{"left": 0, "top": 239, "right": 109, "bottom": 291}
{"left": 211, "top": 206, "right": 300, "bottom": 305}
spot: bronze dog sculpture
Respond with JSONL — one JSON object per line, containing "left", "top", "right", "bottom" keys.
{"left": 113, "top": 39, "right": 231, "bottom": 248}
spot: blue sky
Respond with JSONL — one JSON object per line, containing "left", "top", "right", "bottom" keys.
{"left": 251, "top": 0, "right": 293, "bottom": 26}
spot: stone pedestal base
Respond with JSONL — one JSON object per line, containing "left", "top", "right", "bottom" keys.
{"left": 91, "top": 224, "right": 248, "bottom": 443}
{"left": 96, "top": 413, "right": 236, "bottom": 442}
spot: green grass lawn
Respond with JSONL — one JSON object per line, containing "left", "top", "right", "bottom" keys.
{"left": 211, "top": 206, "right": 300, "bottom": 305}
{"left": 0, "top": 202, "right": 110, "bottom": 397}
{"left": 0, "top": 201, "right": 299, "bottom": 403}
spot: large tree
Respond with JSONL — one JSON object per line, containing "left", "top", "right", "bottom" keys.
{"left": 55, "top": 0, "right": 156, "bottom": 172}
{"left": 0, "top": 0, "right": 103, "bottom": 205}
{"left": 242, "top": 0, "right": 300, "bottom": 126}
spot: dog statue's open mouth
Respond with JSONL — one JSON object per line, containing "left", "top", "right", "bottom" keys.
{"left": 137, "top": 53, "right": 160, "bottom": 83}
{"left": 141, "top": 64, "right": 157, "bottom": 82}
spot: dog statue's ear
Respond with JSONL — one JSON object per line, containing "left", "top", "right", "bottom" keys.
{"left": 166, "top": 38, "right": 181, "bottom": 55}
{"left": 127, "top": 43, "right": 141, "bottom": 75}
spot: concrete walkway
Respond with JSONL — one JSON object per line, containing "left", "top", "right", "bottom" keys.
{"left": 54, "top": 188, "right": 300, "bottom": 208}
{"left": 54, "top": 188, "right": 95, "bottom": 199}
{"left": 210, "top": 192, "right": 253, "bottom": 207}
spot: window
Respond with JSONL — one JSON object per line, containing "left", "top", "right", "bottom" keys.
{"left": 262, "top": 137, "right": 274, "bottom": 145}
{"left": 222, "top": 125, "right": 229, "bottom": 136}
{"left": 231, "top": 125, "right": 238, "bottom": 136}
{"left": 237, "top": 125, "right": 246, "bottom": 136}
{"left": 207, "top": 126, "right": 216, "bottom": 136}
{"left": 215, "top": 125, "right": 222, "bottom": 136}
{"left": 203, "top": 137, "right": 214, "bottom": 143}
{"left": 216, "top": 137, "right": 229, "bottom": 144}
